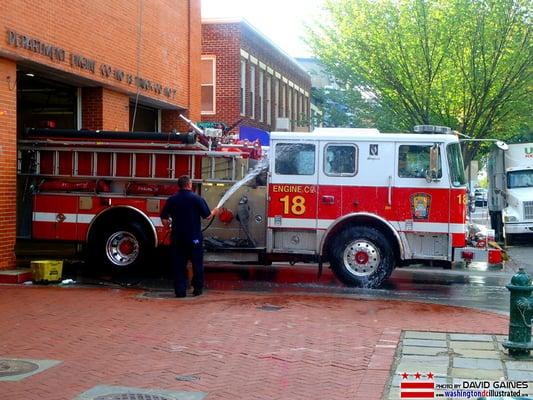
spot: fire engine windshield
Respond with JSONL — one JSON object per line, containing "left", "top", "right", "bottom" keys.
{"left": 447, "top": 142, "right": 467, "bottom": 187}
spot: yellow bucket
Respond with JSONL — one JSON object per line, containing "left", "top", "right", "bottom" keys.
{"left": 31, "top": 260, "right": 63, "bottom": 283}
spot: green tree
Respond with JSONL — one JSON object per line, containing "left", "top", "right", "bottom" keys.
{"left": 306, "top": 0, "right": 532, "bottom": 164}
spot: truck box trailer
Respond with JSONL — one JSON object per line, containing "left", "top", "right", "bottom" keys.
{"left": 488, "top": 142, "right": 533, "bottom": 243}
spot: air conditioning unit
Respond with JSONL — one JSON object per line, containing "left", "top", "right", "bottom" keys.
{"left": 276, "top": 117, "right": 290, "bottom": 131}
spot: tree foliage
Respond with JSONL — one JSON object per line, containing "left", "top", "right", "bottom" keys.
{"left": 306, "top": 0, "right": 532, "bottom": 164}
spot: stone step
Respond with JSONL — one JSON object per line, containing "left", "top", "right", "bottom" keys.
{"left": 0, "top": 269, "right": 32, "bottom": 284}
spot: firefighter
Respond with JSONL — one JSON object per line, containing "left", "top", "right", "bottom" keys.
{"left": 160, "top": 175, "right": 218, "bottom": 298}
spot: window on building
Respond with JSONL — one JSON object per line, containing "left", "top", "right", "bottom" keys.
{"left": 240, "top": 59, "right": 246, "bottom": 116}
{"left": 130, "top": 103, "right": 159, "bottom": 132}
{"left": 201, "top": 56, "right": 216, "bottom": 114}
{"left": 287, "top": 88, "right": 292, "bottom": 126}
{"left": 324, "top": 144, "right": 358, "bottom": 176}
{"left": 292, "top": 90, "right": 298, "bottom": 126}
{"left": 259, "top": 70, "right": 264, "bottom": 122}
{"left": 266, "top": 75, "right": 272, "bottom": 125}
{"left": 17, "top": 71, "right": 78, "bottom": 134}
{"left": 274, "top": 79, "right": 279, "bottom": 127}
{"left": 275, "top": 143, "right": 315, "bottom": 175}
{"left": 250, "top": 65, "right": 255, "bottom": 119}
{"left": 398, "top": 145, "right": 442, "bottom": 179}
{"left": 281, "top": 84, "right": 286, "bottom": 118}
{"left": 298, "top": 93, "right": 303, "bottom": 121}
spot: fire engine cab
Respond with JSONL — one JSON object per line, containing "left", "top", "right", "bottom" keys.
{"left": 17, "top": 124, "right": 501, "bottom": 288}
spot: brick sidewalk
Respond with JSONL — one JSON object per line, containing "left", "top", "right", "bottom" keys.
{"left": 0, "top": 286, "right": 509, "bottom": 400}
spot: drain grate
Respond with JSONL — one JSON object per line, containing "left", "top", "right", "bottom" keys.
{"left": 76, "top": 385, "right": 207, "bottom": 400}
{"left": 94, "top": 395, "right": 174, "bottom": 400}
{"left": 257, "top": 304, "right": 283, "bottom": 311}
{"left": 175, "top": 374, "right": 200, "bottom": 382}
{"left": 0, "top": 359, "right": 39, "bottom": 377}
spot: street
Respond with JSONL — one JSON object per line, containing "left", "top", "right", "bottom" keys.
{"left": 2, "top": 207, "right": 532, "bottom": 400}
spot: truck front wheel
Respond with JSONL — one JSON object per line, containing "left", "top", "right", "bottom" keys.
{"left": 90, "top": 222, "right": 150, "bottom": 271}
{"left": 329, "top": 226, "right": 395, "bottom": 288}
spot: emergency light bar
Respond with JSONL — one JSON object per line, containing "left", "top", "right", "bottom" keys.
{"left": 413, "top": 125, "right": 452, "bottom": 134}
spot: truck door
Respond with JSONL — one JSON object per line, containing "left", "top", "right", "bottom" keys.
{"left": 268, "top": 141, "right": 318, "bottom": 252}
{"left": 394, "top": 142, "right": 451, "bottom": 258}
{"left": 338, "top": 142, "right": 395, "bottom": 219}
{"left": 318, "top": 142, "right": 358, "bottom": 228}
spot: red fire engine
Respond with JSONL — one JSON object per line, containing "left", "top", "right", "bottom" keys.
{"left": 17, "top": 124, "right": 502, "bottom": 288}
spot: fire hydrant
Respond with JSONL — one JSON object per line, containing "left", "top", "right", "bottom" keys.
{"left": 502, "top": 268, "right": 533, "bottom": 357}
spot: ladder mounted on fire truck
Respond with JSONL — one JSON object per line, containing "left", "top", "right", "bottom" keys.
{"left": 18, "top": 128, "right": 260, "bottom": 189}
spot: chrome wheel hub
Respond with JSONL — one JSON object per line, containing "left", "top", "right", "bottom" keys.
{"left": 105, "top": 231, "right": 139, "bottom": 266}
{"left": 343, "top": 239, "right": 380, "bottom": 277}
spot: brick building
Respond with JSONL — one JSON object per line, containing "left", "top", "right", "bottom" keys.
{"left": 201, "top": 19, "right": 311, "bottom": 134}
{"left": 0, "top": 0, "right": 201, "bottom": 268}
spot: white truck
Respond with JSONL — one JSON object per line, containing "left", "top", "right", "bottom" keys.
{"left": 488, "top": 143, "right": 533, "bottom": 243}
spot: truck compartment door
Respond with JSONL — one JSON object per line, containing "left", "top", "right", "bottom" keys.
{"left": 33, "top": 194, "right": 78, "bottom": 240}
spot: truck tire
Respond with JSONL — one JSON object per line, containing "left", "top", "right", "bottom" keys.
{"left": 505, "top": 233, "right": 515, "bottom": 247}
{"left": 90, "top": 221, "right": 150, "bottom": 272}
{"left": 329, "top": 226, "right": 395, "bottom": 288}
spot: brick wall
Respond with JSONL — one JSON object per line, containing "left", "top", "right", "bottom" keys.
{"left": 102, "top": 89, "right": 129, "bottom": 131}
{"left": 82, "top": 89, "right": 144, "bottom": 132}
{"left": 81, "top": 88, "right": 103, "bottom": 130}
{"left": 0, "top": 1, "right": 201, "bottom": 267}
{"left": 201, "top": 21, "right": 312, "bottom": 133}
{"left": 201, "top": 23, "right": 242, "bottom": 131}
{"left": 188, "top": 0, "right": 201, "bottom": 123}
{"left": 161, "top": 109, "right": 192, "bottom": 132}
{"left": 0, "top": 0, "right": 200, "bottom": 111}
{"left": 0, "top": 58, "right": 17, "bottom": 268}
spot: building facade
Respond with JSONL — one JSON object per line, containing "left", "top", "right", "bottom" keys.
{"left": 0, "top": 0, "right": 201, "bottom": 268}
{"left": 201, "top": 19, "right": 311, "bottom": 134}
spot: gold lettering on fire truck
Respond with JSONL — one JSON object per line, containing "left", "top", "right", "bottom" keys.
{"left": 272, "top": 184, "right": 315, "bottom": 194}
{"left": 410, "top": 193, "right": 431, "bottom": 220}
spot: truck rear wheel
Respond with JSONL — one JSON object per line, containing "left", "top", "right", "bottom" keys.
{"left": 505, "top": 233, "right": 515, "bottom": 247}
{"left": 329, "top": 226, "right": 395, "bottom": 288}
{"left": 90, "top": 222, "right": 150, "bottom": 272}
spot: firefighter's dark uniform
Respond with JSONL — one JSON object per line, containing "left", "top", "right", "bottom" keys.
{"left": 160, "top": 189, "right": 211, "bottom": 297}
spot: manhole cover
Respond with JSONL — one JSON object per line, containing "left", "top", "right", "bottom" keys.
{"left": 257, "top": 304, "right": 283, "bottom": 311}
{"left": 0, "top": 359, "right": 39, "bottom": 377}
{"left": 175, "top": 374, "right": 200, "bottom": 382}
{"left": 94, "top": 395, "right": 174, "bottom": 400}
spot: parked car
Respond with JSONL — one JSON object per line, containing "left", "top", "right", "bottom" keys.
{"left": 468, "top": 191, "right": 476, "bottom": 213}
{"left": 474, "top": 188, "right": 488, "bottom": 206}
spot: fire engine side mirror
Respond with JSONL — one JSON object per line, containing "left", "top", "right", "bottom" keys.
{"left": 426, "top": 144, "right": 440, "bottom": 183}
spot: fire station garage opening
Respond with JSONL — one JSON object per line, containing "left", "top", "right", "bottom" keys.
{"left": 129, "top": 102, "right": 159, "bottom": 132}
{"left": 16, "top": 69, "right": 78, "bottom": 238}
{"left": 17, "top": 69, "right": 78, "bottom": 136}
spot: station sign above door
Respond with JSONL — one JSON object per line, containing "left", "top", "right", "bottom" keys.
{"left": 5, "top": 29, "right": 177, "bottom": 99}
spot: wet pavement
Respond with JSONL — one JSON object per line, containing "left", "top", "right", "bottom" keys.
{"left": 43, "top": 206, "right": 525, "bottom": 316}
{"left": 67, "top": 259, "right": 515, "bottom": 316}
